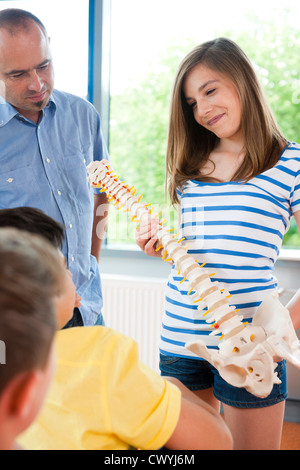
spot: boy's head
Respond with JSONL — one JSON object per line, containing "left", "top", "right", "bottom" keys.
{"left": 0, "top": 207, "right": 65, "bottom": 248}
{"left": 0, "top": 227, "right": 63, "bottom": 449}
{"left": 0, "top": 207, "right": 80, "bottom": 329}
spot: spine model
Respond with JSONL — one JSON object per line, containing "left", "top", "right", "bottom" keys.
{"left": 87, "top": 159, "right": 300, "bottom": 398}
{"left": 87, "top": 160, "right": 243, "bottom": 338}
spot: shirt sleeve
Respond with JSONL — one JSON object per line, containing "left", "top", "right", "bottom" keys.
{"left": 177, "top": 186, "right": 183, "bottom": 201}
{"left": 106, "top": 335, "right": 181, "bottom": 450}
{"left": 291, "top": 170, "right": 300, "bottom": 213}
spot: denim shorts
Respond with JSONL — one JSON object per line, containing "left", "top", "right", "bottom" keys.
{"left": 160, "top": 353, "right": 288, "bottom": 409}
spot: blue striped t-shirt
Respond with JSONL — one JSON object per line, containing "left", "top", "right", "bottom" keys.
{"left": 160, "top": 142, "right": 300, "bottom": 359}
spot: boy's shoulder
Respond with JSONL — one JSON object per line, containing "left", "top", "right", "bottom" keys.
{"left": 55, "top": 326, "right": 137, "bottom": 365}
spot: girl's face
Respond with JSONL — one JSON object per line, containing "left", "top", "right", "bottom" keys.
{"left": 183, "top": 63, "right": 243, "bottom": 144}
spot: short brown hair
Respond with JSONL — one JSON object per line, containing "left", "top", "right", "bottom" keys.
{"left": 0, "top": 8, "right": 46, "bottom": 34}
{"left": 0, "top": 228, "right": 62, "bottom": 395}
{"left": 0, "top": 207, "right": 65, "bottom": 249}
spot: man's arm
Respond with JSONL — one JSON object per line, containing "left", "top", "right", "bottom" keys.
{"left": 286, "top": 211, "right": 300, "bottom": 331}
{"left": 91, "top": 192, "right": 109, "bottom": 262}
{"left": 164, "top": 378, "right": 233, "bottom": 450}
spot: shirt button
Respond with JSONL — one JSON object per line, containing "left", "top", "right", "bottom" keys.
{"left": 57, "top": 190, "right": 62, "bottom": 196}
{"left": 69, "top": 223, "right": 73, "bottom": 229}
{"left": 46, "top": 157, "right": 51, "bottom": 163}
{"left": 71, "top": 256, "right": 75, "bottom": 262}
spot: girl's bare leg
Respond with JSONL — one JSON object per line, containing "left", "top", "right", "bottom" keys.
{"left": 193, "top": 388, "right": 221, "bottom": 413}
{"left": 223, "top": 401, "right": 285, "bottom": 450}
{"left": 193, "top": 387, "right": 285, "bottom": 449}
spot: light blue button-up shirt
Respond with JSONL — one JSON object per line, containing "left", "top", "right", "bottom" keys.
{"left": 0, "top": 89, "right": 109, "bottom": 325}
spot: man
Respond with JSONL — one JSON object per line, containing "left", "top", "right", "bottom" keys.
{"left": 0, "top": 8, "right": 109, "bottom": 326}
{"left": 0, "top": 228, "right": 63, "bottom": 450}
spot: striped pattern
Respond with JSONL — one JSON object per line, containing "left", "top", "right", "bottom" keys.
{"left": 160, "top": 142, "right": 300, "bottom": 359}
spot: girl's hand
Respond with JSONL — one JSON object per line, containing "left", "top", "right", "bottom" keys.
{"left": 136, "top": 217, "right": 163, "bottom": 258}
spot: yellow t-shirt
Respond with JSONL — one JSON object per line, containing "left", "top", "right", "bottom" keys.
{"left": 19, "top": 326, "right": 181, "bottom": 450}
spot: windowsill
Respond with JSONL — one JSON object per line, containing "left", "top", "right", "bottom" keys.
{"left": 102, "top": 243, "right": 144, "bottom": 257}
{"left": 101, "top": 244, "right": 300, "bottom": 262}
{"left": 278, "top": 249, "right": 300, "bottom": 261}
{"left": 99, "top": 244, "right": 300, "bottom": 286}
{"left": 100, "top": 243, "right": 168, "bottom": 278}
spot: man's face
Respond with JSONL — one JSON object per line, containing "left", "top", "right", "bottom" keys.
{"left": 0, "top": 22, "right": 54, "bottom": 121}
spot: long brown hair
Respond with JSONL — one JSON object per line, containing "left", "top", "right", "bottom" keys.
{"left": 167, "top": 38, "right": 287, "bottom": 204}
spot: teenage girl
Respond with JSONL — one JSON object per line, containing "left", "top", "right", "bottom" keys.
{"left": 136, "top": 38, "right": 300, "bottom": 450}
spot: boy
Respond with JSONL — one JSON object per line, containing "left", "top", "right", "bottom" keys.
{"left": 0, "top": 8, "right": 109, "bottom": 327}
{"left": 1, "top": 208, "right": 232, "bottom": 450}
{"left": 0, "top": 228, "right": 64, "bottom": 450}
{"left": 0, "top": 207, "right": 81, "bottom": 328}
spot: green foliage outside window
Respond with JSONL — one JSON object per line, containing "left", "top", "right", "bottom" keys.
{"left": 108, "top": 12, "right": 300, "bottom": 248}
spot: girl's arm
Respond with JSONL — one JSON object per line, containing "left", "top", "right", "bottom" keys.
{"left": 287, "top": 289, "right": 300, "bottom": 331}
{"left": 285, "top": 211, "right": 300, "bottom": 330}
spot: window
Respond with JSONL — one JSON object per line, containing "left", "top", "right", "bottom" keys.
{"left": 1, "top": 0, "right": 299, "bottom": 250}
{"left": 107, "top": 0, "right": 300, "bottom": 249}
{"left": 0, "top": 0, "right": 89, "bottom": 98}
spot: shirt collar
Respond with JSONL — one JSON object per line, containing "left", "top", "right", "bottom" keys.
{"left": 0, "top": 96, "right": 18, "bottom": 127}
{"left": 46, "top": 93, "right": 57, "bottom": 112}
{"left": 0, "top": 92, "right": 57, "bottom": 127}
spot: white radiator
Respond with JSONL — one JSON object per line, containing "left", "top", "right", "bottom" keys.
{"left": 101, "top": 274, "right": 166, "bottom": 372}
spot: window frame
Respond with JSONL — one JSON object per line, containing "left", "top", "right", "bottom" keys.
{"left": 88, "top": 0, "right": 111, "bottom": 148}
{"left": 91, "top": 0, "right": 300, "bottom": 260}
